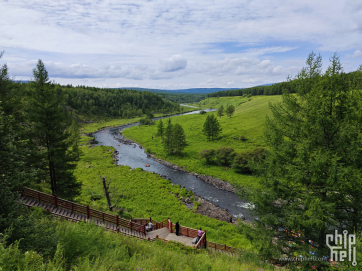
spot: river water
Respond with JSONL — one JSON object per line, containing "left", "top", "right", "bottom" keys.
{"left": 92, "top": 109, "right": 252, "bottom": 220}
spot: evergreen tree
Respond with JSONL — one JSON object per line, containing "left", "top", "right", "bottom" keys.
{"left": 157, "top": 119, "right": 164, "bottom": 139}
{"left": 246, "top": 53, "right": 362, "bottom": 266}
{"left": 217, "top": 105, "right": 224, "bottom": 118}
{"left": 225, "top": 104, "right": 235, "bottom": 118}
{"left": 0, "top": 106, "right": 35, "bottom": 233}
{"left": 173, "top": 123, "right": 187, "bottom": 156}
{"left": 164, "top": 118, "right": 173, "bottom": 154}
{"left": 202, "top": 114, "right": 222, "bottom": 141}
{"left": 202, "top": 115, "right": 212, "bottom": 141}
{"left": 26, "top": 60, "right": 81, "bottom": 199}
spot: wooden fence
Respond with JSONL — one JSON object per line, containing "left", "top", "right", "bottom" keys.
{"left": 206, "top": 241, "right": 238, "bottom": 253}
{"left": 21, "top": 187, "right": 146, "bottom": 235}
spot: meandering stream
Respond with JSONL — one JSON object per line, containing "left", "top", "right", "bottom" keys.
{"left": 92, "top": 109, "right": 252, "bottom": 221}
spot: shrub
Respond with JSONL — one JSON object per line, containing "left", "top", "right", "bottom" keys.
{"left": 198, "top": 149, "right": 215, "bottom": 165}
{"left": 139, "top": 117, "right": 153, "bottom": 125}
{"left": 232, "top": 148, "right": 267, "bottom": 173}
{"left": 199, "top": 110, "right": 206, "bottom": 114}
{"left": 215, "top": 146, "right": 235, "bottom": 166}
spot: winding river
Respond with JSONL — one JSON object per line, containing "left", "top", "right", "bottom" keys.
{"left": 92, "top": 109, "right": 252, "bottom": 221}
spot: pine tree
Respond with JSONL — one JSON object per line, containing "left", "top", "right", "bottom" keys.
{"left": 246, "top": 53, "right": 362, "bottom": 264}
{"left": 202, "top": 114, "right": 222, "bottom": 141}
{"left": 202, "top": 115, "right": 212, "bottom": 141}
{"left": 217, "top": 105, "right": 224, "bottom": 118}
{"left": 0, "top": 106, "right": 36, "bottom": 233}
{"left": 225, "top": 104, "right": 235, "bottom": 117}
{"left": 27, "top": 60, "right": 81, "bottom": 199}
{"left": 173, "top": 123, "right": 187, "bottom": 156}
{"left": 164, "top": 118, "right": 173, "bottom": 154}
{"left": 157, "top": 119, "right": 164, "bottom": 139}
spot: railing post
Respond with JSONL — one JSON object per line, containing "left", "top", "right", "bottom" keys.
{"left": 38, "top": 192, "right": 41, "bottom": 201}
{"left": 187, "top": 228, "right": 189, "bottom": 237}
{"left": 54, "top": 194, "right": 58, "bottom": 207}
{"left": 204, "top": 230, "right": 207, "bottom": 248}
{"left": 102, "top": 213, "right": 105, "bottom": 221}
{"left": 71, "top": 203, "right": 74, "bottom": 213}
{"left": 224, "top": 244, "right": 226, "bottom": 250}
{"left": 116, "top": 215, "right": 119, "bottom": 226}
{"left": 87, "top": 205, "right": 90, "bottom": 219}
{"left": 130, "top": 220, "right": 133, "bottom": 231}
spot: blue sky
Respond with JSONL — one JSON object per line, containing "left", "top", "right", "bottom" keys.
{"left": 1, "top": 0, "right": 361, "bottom": 89}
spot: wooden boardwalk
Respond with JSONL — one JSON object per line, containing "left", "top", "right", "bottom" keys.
{"left": 19, "top": 195, "right": 147, "bottom": 239}
{"left": 18, "top": 187, "right": 237, "bottom": 254}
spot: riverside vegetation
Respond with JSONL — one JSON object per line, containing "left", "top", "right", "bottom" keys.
{"left": 123, "top": 95, "right": 283, "bottom": 189}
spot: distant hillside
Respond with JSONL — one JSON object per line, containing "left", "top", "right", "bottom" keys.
{"left": 117, "top": 87, "right": 241, "bottom": 94}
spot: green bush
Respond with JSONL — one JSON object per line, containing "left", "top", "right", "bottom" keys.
{"left": 199, "top": 110, "right": 206, "bottom": 114}
{"left": 232, "top": 148, "right": 266, "bottom": 173}
{"left": 215, "top": 146, "right": 235, "bottom": 166}
{"left": 198, "top": 149, "right": 215, "bottom": 165}
{"left": 139, "top": 117, "right": 153, "bottom": 125}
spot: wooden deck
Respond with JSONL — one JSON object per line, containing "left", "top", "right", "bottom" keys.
{"left": 19, "top": 195, "right": 146, "bottom": 239}
{"left": 146, "top": 228, "right": 195, "bottom": 246}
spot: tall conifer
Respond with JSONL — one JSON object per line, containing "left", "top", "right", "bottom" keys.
{"left": 27, "top": 60, "right": 81, "bottom": 199}
{"left": 245, "top": 53, "right": 362, "bottom": 265}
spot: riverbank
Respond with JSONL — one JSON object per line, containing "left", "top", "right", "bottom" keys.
{"left": 89, "top": 125, "right": 246, "bottom": 224}
{"left": 150, "top": 155, "right": 236, "bottom": 193}
{"left": 74, "top": 135, "right": 253, "bottom": 249}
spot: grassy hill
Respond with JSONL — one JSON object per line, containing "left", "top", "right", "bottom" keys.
{"left": 122, "top": 95, "right": 282, "bottom": 189}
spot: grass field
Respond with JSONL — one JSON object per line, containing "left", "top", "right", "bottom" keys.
{"left": 122, "top": 95, "right": 282, "bottom": 189}
{"left": 81, "top": 106, "right": 196, "bottom": 134}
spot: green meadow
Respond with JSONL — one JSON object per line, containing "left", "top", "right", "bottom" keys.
{"left": 81, "top": 106, "right": 196, "bottom": 134}
{"left": 122, "top": 95, "right": 282, "bottom": 189}
{"left": 73, "top": 136, "right": 252, "bottom": 249}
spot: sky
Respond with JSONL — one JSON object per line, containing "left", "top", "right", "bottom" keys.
{"left": 1, "top": 0, "right": 362, "bottom": 90}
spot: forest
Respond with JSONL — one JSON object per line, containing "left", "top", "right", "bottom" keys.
{"left": 207, "top": 70, "right": 362, "bottom": 98}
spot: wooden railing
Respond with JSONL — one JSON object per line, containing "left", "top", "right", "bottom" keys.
{"left": 195, "top": 231, "right": 207, "bottom": 248}
{"left": 132, "top": 217, "right": 168, "bottom": 230}
{"left": 21, "top": 187, "right": 238, "bottom": 253}
{"left": 21, "top": 187, "right": 146, "bottom": 235}
{"left": 206, "top": 241, "right": 238, "bottom": 253}
{"left": 168, "top": 221, "right": 199, "bottom": 238}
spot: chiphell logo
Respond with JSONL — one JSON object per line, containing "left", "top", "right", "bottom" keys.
{"left": 326, "top": 230, "right": 357, "bottom": 266}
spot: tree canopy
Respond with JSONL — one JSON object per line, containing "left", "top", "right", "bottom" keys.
{"left": 202, "top": 114, "right": 222, "bottom": 141}
{"left": 245, "top": 53, "right": 362, "bottom": 268}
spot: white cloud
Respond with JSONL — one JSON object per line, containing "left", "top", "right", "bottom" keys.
{"left": 352, "top": 50, "right": 362, "bottom": 58}
{"left": 1, "top": 0, "right": 361, "bottom": 88}
{"left": 160, "top": 55, "right": 187, "bottom": 72}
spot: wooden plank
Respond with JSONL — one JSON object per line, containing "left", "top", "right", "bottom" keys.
{"left": 63, "top": 210, "right": 70, "bottom": 218}
{"left": 57, "top": 208, "right": 64, "bottom": 217}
